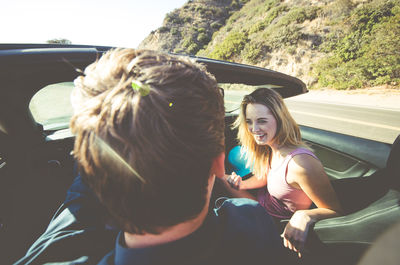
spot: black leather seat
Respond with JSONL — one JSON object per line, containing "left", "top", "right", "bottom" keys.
{"left": 309, "top": 135, "right": 400, "bottom": 265}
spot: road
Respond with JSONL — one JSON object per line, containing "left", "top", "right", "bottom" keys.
{"left": 225, "top": 90, "right": 400, "bottom": 144}
{"left": 30, "top": 85, "right": 400, "bottom": 144}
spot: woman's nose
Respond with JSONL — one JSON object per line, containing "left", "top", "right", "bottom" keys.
{"left": 252, "top": 123, "right": 259, "bottom": 132}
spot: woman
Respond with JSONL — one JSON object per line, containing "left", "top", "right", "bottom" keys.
{"left": 225, "top": 87, "right": 342, "bottom": 257}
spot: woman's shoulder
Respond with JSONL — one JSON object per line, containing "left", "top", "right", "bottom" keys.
{"left": 279, "top": 146, "right": 316, "bottom": 160}
{"left": 287, "top": 149, "right": 324, "bottom": 177}
{"left": 289, "top": 147, "right": 316, "bottom": 157}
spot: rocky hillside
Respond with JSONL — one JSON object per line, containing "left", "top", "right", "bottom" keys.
{"left": 139, "top": 0, "right": 400, "bottom": 90}
{"left": 138, "top": 0, "right": 246, "bottom": 54}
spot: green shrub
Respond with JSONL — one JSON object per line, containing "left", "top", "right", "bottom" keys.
{"left": 263, "top": 0, "right": 280, "bottom": 11}
{"left": 214, "top": 8, "right": 227, "bottom": 18}
{"left": 211, "top": 22, "right": 222, "bottom": 29}
{"left": 268, "top": 4, "right": 289, "bottom": 20}
{"left": 242, "top": 42, "right": 264, "bottom": 63}
{"left": 335, "top": 1, "right": 396, "bottom": 62}
{"left": 186, "top": 43, "right": 200, "bottom": 55}
{"left": 182, "top": 38, "right": 193, "bottom": 48}
{"left": 173, "top": 47, "right": 185, "bottom": 53}
{"left": 205, "top": 10, "right": 214, "bottom": 17}
{"left": 47, "top": 38, "right": 71, "bottom": 44}
{"left": 196, "top": 48, "right": 207, "bottom": 57}
{"left": 166, "top": 12, "right": 184, "bottom": 24}
{"left": 159, "top": 26, "right": 169, "bottom": 33}
{"left": 227, "top": 11, "right": 240, "bottom": 25}
{"left": 197, "top": 33, "right": 210, "bottom": 44}
{"left": 231, "top": 0, "right": 239, "bottom": 9}
{"left": 209, "top": 31, "right": 248, "bottom": 60}
{"left": 313, "top": 0, "right": 400, "bottom": 89}
{"left": 249, "top": 21, "right": 266, "bottom": 35}
{"left": 360, "top": 5, "right": 400, "bottom": 85}
{"left": 287, "top": 46, "right": 296, "bottom": 55}
{"left": 189, "top": 26, "right": 198, "bottom": 34}
{"left": 313, "top": 57, "right": 365, "bottom": 89}
{"left": 196, "top": 6, "right": 206, "bottom": 14}
{"left": 263, "top": 24, "right": 302, "bottom": 49}
{"left": 249, "top": 5, "right": 288, "bottom": 35}
{"left": 170, "top": 28, "right": 180, "bottom": 36}
{"left": 279, "top": 6, "right": 320, "bottom": 26}
{"left": 323, "top": 0, "right": 354, "bottom": 18}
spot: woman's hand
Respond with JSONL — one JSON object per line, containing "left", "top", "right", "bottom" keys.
{"left": 281, "top": 210, "right": 315, "bottom": 258}
{"left": 226, "top": 172, "right": 242, "bottom": 190}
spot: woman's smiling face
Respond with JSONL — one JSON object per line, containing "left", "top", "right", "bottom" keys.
{"left": 245, "top": 103, "right": 277, "bottom": 146}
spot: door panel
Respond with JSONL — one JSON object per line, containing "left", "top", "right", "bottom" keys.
{"left": 0, "top": 135, "right": 75, "bottom": 264}
{"left": 300, "top": 126, "right": 391, "bottom": 169}
{"left": 306, "top": 142, "right": 372, "bottom": 180}
{"left": 300, "top": 125, "right": 391, "bottom": 180}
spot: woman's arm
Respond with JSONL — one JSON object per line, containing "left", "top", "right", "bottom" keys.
{"left": 217, "top": 173, "right": 266, "bottom": 201}
{"left": 226, "top": 172, "right": 267, "bottom": 190}
{"left": 282, "top": 154, "right": 342, "bottom": 257}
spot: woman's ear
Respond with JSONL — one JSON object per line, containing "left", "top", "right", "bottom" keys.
{"left": 211, "top": 152, "right": 225, "bottom": 179}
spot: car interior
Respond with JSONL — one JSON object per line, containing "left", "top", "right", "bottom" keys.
{"left": 0, "top": 45, "right": 399, "bottom": 265}
{"left": 222, "top": 114, "right": 399, "bottom": 264}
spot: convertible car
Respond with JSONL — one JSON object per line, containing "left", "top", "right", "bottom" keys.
{"left": 0, "top": 44, "right": 399, "bottom": 265}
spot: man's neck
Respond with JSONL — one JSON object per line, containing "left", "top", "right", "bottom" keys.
{"left": 124, "top": 176, "right": 215, "bottom": 248}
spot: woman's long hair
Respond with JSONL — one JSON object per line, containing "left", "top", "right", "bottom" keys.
{"left": 234, "top": 87, "right": 306, "bottom": 179}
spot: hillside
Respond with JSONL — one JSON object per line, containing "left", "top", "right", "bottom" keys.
{"left": 138, "top": 0, "right": 400, "bottom": 90}
{"left": 138, "top": 0, "right": 246, "bottom": 54}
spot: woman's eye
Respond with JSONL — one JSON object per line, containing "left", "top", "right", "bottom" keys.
{"left": 246, "top": 120, "right": 251, "bottom": 125}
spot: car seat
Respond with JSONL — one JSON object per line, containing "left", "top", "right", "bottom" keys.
{"left": 309, "top": 134, "right": 400, "bottom": 264}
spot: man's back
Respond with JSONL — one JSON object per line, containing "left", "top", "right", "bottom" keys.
{"left": 15, "top": 176, "right": 285, "bottom": 265}
{"left": 98, "top": 198, "right": 285, "bottom": 265}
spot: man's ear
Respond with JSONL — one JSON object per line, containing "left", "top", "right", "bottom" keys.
{"left": 211, "top": 152, "right": 225, "bottom": 179}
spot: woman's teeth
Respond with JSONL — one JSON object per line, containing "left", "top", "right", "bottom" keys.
{"left": 254, "top": 134, "right": 265, "bottom": 140}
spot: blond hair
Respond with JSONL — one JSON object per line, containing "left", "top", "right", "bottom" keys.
{"left": 70, "top": 48, "right": 225, "bottom": 234}
{"left": 234, "top": 87, "right": 305, "bottom": 178}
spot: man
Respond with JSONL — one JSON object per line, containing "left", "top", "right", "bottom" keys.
{"left": 15, "top": 49, "right": 285, "bottom": 265}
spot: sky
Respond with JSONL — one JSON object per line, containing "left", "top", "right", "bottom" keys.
{"left": 1, "top": 0, "right": 188, "bottom": 48}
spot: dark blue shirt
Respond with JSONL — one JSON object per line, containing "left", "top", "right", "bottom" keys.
{"left": 15, "top": 176, "right": 286, "bottom": 265}
{"left": 98, "top": 198, "right": 285, "bottom": 265}
{"left": 14, "top": 176, "right": 118, "bottom": 265}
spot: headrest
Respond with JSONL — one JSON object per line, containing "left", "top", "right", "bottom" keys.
{"left": 387, "top": 134, "right": 400, "bottom": 170}
{"left": 386, "top": 134, "right": 400, "bottom": 189}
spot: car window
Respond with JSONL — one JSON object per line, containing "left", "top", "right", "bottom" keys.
{"left": 29, "top": 82, "right": 74, "bottom": 131}
{"left": 221, "top": 83, "right": 283, "bottom": 113}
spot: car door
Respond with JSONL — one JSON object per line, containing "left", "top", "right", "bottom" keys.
{"left": 0, "top": 45, "right": 109, "bottom": 264}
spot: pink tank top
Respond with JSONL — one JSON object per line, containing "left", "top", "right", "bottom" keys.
{"left": 257, "top": 148, "right": 317, "bottom": 219}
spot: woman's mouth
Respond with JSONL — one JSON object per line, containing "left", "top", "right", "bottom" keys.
{"left": 254, "top": 133, "right": 266, "bottom": 141}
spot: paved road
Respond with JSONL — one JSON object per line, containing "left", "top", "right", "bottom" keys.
{"left": 225, "top": 90, "right": 400, "bottom": 144}
{"left": 30, "top": 85, "right": 400, "bottom": 144}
